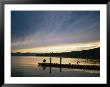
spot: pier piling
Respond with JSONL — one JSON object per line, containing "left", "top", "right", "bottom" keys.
{"left": 49, "top": 58, "right": 51, "bottom": 74}
{"left": 60, "top": 57, "right": 62, "bottom": 72}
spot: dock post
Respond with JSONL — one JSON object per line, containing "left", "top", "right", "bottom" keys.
{"left": 50, "top": 58, "right": 51, "bottom": 64}
{"left": 49, "top": 58, "right": 51, "bottom": 74}
{"left": 60, "top": 57, "right": 62, "bottom": 72}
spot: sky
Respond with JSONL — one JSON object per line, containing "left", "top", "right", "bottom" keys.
{"left": 11, "top": 11, "right": 100, "bottom": 53}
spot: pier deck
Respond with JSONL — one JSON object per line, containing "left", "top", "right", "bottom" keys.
{"left": 38, "top": 63, "right": 100, "bottom": 70}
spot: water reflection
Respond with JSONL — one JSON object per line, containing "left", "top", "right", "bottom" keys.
{"left": 11, "top": 56, "right": 100, "bottom": 77}
{"left": 43, "top": 67, "right": 46, "bottom": 70}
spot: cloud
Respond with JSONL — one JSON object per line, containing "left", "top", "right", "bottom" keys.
{"left": 12, "top": 41, "right": 100, "bottom": 53}
{"left": 11, "top": 11, "right": 100, "bottom": 51}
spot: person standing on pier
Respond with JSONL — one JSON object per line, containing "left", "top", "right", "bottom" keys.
{"left": 77, "top": 61, "right": 80, "bottom": 65}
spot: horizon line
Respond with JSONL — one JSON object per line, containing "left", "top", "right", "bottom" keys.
{"left": 11, "top": 47, "right": 100, "bottom": 54}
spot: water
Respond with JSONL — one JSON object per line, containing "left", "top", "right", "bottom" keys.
{"left": 11, "top": 56, "right": 100, "bottom": 77}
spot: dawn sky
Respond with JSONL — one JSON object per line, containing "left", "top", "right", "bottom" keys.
{"left": 11, "top": 11, "right": 100, "bottom": 53}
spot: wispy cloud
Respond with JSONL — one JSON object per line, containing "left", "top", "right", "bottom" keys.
{"left": 11, "top": 11, "right": 100, "bottom": 52}
{"left": 13, "top": 41, "right": 100, "bottom": 53}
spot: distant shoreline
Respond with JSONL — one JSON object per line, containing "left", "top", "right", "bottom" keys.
{"left": 12, "top": 47, "right": 100, "bottom": 59}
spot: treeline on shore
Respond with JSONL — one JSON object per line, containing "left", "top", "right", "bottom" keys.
{"left": 11, "top": 47, "right": 100, "bottom": 59}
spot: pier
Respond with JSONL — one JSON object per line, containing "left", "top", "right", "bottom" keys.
{"left": 38, "top": 63, "right": 100, "bottom": 70}
{"left": 38, "top": 58, "right": 100, "bottom": 71}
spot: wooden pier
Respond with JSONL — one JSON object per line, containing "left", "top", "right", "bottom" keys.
{"left": 39, "top": 58, "right": 100, "bottom": 74}
{"left": 38, "top": 63, "right": 100, "bottom": 70}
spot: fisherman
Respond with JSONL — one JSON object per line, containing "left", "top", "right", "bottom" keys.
{"left": 43, "top": 59, "right": 46, "bottom": 63}
{"left": 69, "top": 63, "right": 71, "bottom": 65}
{"left": 77, "top": 61, "right": 80, "bottom": 65}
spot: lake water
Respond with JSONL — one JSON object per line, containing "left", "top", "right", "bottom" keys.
{"left": 11, "top": 56, "right": 100, "bottom": 77}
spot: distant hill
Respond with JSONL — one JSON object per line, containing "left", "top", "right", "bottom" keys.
{"left": 12, "top": 47, "right": 100, "bottom": 59}
{"left": 65, "top": 47, "right": 100, "bottom": 58}
{"left": 36, "top": 47, "right": 100, "bottom": 59}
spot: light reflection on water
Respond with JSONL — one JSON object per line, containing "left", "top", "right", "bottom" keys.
{"left": 11, "top": 56, "right": 100, "bottom": 77}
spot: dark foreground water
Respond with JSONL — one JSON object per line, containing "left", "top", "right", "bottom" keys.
{"left": 11, "top": 56, "right": 100, "bottom": 77}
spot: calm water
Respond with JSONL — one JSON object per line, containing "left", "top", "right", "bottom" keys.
{"left": 11, "top": 56, "right": 100, "bottom": 77}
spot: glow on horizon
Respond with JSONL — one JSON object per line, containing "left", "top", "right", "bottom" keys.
{"left": 12, "top": 41, "right": 100, "bottom": 53}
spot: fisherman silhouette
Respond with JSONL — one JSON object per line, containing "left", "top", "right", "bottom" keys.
{"left": 77, "top": 61, "right": 80, "bottom": 65}
{"left": 43, "top": 59, "right": 46, "bottom": 63}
